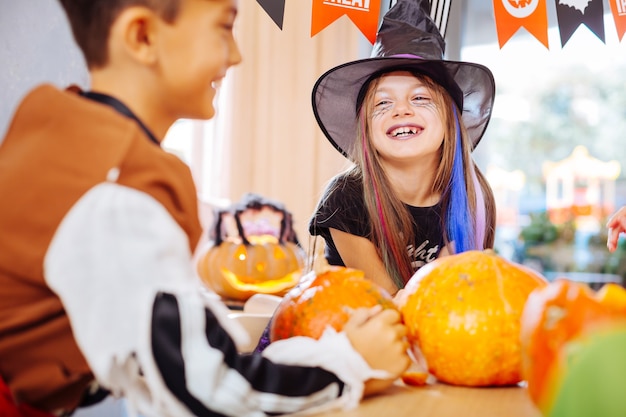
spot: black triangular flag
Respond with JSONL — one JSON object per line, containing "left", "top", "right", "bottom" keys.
{"left": 555, "top": 0, "right": 605, "bottom": 47}
{"left": 257, "top": 0, "right": 286, "bottom": 30}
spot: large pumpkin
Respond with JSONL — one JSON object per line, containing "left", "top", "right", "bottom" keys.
{"left": 270, "top": 266, "right": 396, "bottom": 341}
{"left": 399, "top": 250, "right": 548, "bottom": 387}
{"left": 197, "top": 194, "right": 305, "bottom": 301}
{"left": 520, "top": 279, "right": 626, "bottom": 415}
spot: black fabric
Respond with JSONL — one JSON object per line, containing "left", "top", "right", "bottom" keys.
{"left": 150, "top": 292, "right": 346, "bottom": 416}
{"left": 151, "top": 293, "right": 226, "bottom": 417}
{"left": 203, "top": 304, "right": 344, "bottom": 397}
{"left": 310, "top": 173, "right": 445, "bottom": 273}
{"left": 81, "top": 91, "right": 160, "bottom": 146}
{"left": 76, "top": 385, "right": 110, "bottom": 408}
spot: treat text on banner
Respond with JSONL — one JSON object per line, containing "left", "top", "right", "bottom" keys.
{"left": 311, "top": 0, "right": 382, "bottom": 44}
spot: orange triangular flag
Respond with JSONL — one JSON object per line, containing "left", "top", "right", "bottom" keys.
{"left": 493, "top": 0, "right": 549, "bottom": 49}
{"left": 311, "top": 0, "right": 381, "bottom": 44}
{"left": 609, "top": 0, "right": 626, "bottom": 41}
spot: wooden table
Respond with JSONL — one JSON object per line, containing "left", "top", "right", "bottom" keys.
{"left": 316, "top": 383, "right": 542, "bottom": 417}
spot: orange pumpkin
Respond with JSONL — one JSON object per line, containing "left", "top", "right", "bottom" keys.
{"left": 520, "top": 279, "right": 626, "bottom": 414}
{"left": 400, "top": 250, "right": 548, "bottom": 387}
{"left": 270, "top": 266, "right": 396, "bottom": 341}
{"left": 197, "top": 194, "right": 305, "bottom": 301}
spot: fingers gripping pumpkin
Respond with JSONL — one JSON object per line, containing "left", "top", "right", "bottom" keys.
{"left": 400, "top": 250, "right": 548, "bottom": 387}
{"left": 197, "top": 194, "right": 305, "bottom": 301}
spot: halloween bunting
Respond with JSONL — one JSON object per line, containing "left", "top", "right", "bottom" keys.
{"left": 254, "top": 1, "right": 625, "bottom": 49}
{"left": 492, "top": 0, "right": 550, "bottom": 49}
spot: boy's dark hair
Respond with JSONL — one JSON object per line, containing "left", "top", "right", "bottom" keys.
{"left": 58, "top": 0, "right": 181, "bottom": 68}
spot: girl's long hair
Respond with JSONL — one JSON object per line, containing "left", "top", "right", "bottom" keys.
{"left": 349, "top": 71, "right": 495, "bottom": 288}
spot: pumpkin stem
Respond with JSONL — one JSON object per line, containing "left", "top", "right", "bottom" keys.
{"left": 210, "top": 193, "right": 302, "bottom": 247}
{"left": 213, "top": 210, "right": 226, "bottom": 245}
{"left": 233, "top": 210, "right": 251, "bottom": 245}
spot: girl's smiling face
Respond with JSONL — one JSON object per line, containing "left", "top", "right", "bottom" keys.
{"left": 368, "top": 71, "right": 444, "bottom": 166}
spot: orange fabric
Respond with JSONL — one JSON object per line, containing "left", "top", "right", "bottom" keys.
{"left": 609, "top": 0, "right": 626, "bottom": 42}
{"left": 492, "top": 0, "right": 549, "bottom": 49}
{"left": 0, "top": 85, "right": 202, "bottom": 411}
{"left": 311, "top": 0, "right": 381, "bottom": 44}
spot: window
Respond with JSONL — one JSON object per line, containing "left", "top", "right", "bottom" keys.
{"left": 461, "top": 2, "right": 626, "bottom": 281}
{"left": 162, "top": 74, "right": 234, "bottom": 208}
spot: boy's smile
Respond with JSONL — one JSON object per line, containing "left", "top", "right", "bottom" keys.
{"left": 154, "top": 0, "right": 241, "bottom": 123}
{"left": 89, "top": 0, "right": 242, "bottom": 140}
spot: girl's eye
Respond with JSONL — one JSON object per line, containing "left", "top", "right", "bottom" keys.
{"left": 411, "top": 96, "right": 435, "bottom": 107}
{"left": 375, "top": 100, "right": 391, "bottom": 107}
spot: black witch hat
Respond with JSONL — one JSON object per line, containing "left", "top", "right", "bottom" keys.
{"left": 311, "top": 0, "right": 495, "bottom": 159}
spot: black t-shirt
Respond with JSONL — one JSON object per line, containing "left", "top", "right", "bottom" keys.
{"left": 309, "top": 173, "right": 445, "bottom": 272}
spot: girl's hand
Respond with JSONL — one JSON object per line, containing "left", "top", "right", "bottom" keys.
{"left": 607, "top": 206, "right": 626, "bottom": 252}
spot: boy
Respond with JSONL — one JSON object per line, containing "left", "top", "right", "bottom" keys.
{"left": 0, "top": 0, "right": 410, "bottom": 416}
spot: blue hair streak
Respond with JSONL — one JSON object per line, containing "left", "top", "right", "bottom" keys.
{"left": 446, "top": 106, "right": 475, "bottom": 253}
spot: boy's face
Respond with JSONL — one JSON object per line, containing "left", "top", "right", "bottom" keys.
{"left": 154, "top": 0, "right": 241, "bottom": 121}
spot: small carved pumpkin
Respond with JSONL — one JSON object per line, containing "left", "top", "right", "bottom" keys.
{"left": 270, "top": 266, "right": 396, "bottom": 341}
{"left": 197, "top": 194, "right": 305, "bottom": 301}
{"left": 520, "top": 279, "right": 626, "bottom": 414}
{"left": 399, "top": 250, "right": 548, "bottom": 387}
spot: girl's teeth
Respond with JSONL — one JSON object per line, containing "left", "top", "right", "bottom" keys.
{"left": 392, "top": 127, "right": 415, "bottom": 137}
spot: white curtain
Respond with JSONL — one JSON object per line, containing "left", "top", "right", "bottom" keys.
{"left": 211, "top": 1, "right": 364, "bottom": 248}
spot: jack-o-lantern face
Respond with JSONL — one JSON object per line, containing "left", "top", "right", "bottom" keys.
{"left": 197, "top": 194, "right": 305, "bottom": 301}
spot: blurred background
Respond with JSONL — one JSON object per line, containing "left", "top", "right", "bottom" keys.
{"left": 3, "top": 0, "right": 626, "bottom": 290}
{"left": 3, "top": 0, "right": 626, "bottom": 415}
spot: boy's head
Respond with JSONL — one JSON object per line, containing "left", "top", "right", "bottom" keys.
{"left": 58, "top": 0, "right": 181, "bottom": 69}
{"left": 58, "top": 0, "right": 241, "bottom": 128}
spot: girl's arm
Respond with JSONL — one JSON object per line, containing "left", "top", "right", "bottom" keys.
{"left": 330, "top": 228, "right": 399, "bottom": 295}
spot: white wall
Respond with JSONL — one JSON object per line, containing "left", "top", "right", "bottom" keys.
{"left": 1, "top": 3, "right": 125, "bottom": 414}
{"left": 0, "top": 0, "right": 89, "bottom": 140}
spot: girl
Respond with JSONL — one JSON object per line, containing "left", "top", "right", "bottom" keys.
{"left": 254, "top": 0, "right": 496, "bottom": 354}
{"left": 309, "top": 0, "right": 497, "bottom": 295}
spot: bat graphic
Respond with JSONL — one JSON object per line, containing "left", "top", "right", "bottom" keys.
{"left": 502, "top": 0, "right": 539, "bottom": 18}
{"left": 508, "top": 0, "right": 533, "bottom": 6}
{"left": 557, "top": 0, "right": 592, "bottom": 12}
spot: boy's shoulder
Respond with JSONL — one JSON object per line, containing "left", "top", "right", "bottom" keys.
{"left": 0, "top": 84, "right": 156, "bottom": 183}
{"left": 13, "top": 84, "right": 129, "bottom": 128}
{"left": 12, "top": 84, "right": 132, "bottom": 129}
{"left": 4, "top": 84, "right": 138, "bottom": 151}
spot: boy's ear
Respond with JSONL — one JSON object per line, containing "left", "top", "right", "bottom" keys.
{"left": 110, "top": 7, "right": 159, "bottom": 66}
